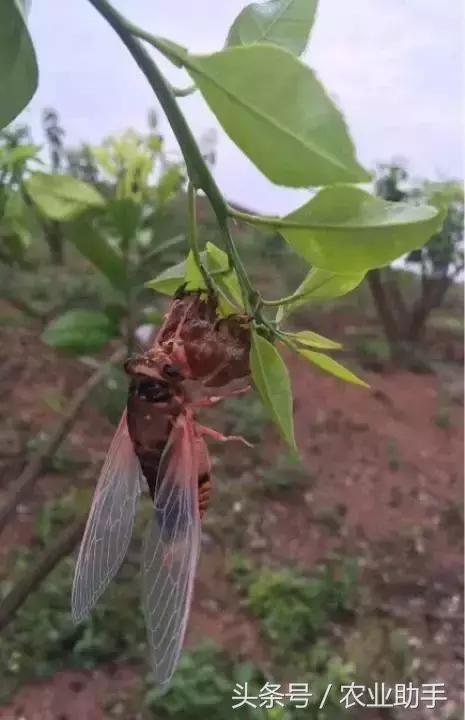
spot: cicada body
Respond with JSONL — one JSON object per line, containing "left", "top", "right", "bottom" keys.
{"left": 71, "top": 292, "right": 250, "bottom": 690}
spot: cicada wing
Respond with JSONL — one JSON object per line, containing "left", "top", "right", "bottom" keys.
{"left": 72, "top": 410, "right": 143, "bottom": 622}
{"left": 142, "top": 416, "right": 201, "bottom": 691}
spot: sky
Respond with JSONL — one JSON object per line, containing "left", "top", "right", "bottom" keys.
{"left": 23, "top": 0, "right": 464, "bottom": 214}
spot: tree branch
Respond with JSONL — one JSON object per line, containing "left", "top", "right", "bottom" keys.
{"left": 408, "top": 274, "right": 451, "bottom": 342}
{"left": 0, "top": 346, "right": 126, "bottom": 536}
{"left": 0, "top": 515, "right": 86, "bottom": 632}
{"left": 367, "top": 269, "right": 401, "bottom": 346}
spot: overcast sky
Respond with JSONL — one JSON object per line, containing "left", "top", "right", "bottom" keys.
{"left": 24, "top": 0, "right": 463, "bottom": 213}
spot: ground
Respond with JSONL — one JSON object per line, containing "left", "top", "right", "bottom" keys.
{"left": 0, "top": 311, "right": 463, "bottom": 720}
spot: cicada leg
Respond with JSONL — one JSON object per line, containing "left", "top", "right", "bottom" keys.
{"left": 196, "top": 422, "right": 253, "bottom": 448}
{"left": 189, "top": 386, "right": 250, "bottom": 410}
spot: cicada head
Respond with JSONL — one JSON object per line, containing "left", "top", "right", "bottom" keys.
{"left": 125, "top": 347, "right": 184, "bottom": 384}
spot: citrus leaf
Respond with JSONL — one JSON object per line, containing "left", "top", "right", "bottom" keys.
{"left": 42, "top": 310, "right": 117, "bottom": 354}
{"left": 68, "top": 218, "right": 126, "bottom": 291}
{"left": 285, "top": 330, "right": 342, "bottom": 350}
{"left": 146, "top": 243, "right": 244, "bottom": 311}
{"left": 0, "top": 0, "right": 38, "bottom": 129}
{"left": 185, "top": 45, "right": 368, "bottom": 187}
{"left": 146, "top": 251, "right": 208, "bottom": 295}
{"left": 146, "top": 258, "right": 189, "bottom": 295}
{"left": 1, "top": 188, "right": 38, "bottom": 259}
{"left": 205, "top": 241, "right": 243, "bottom": 308}
{"left": 298, "top": 349, "right": 369, "bottom": 387}
{"left": 0, "top": 143, "right": 40, "bottom": 168}
{"left": 276, "top": 268, "right": 365, "bottom": 322}
{"left": 25, "top": 173, "right": 105, "bottom": 221}
{"left": 106, "top": 198, "right": 142, "bottom": 242}
{"left": 281, "top": 185, "right": 445, "bottom": 272}
{"left": 185, "top": 251, "right": 207, "bottom": 290}
{"left": 250, "top": 331, "right": 296, "bottom": 449}
{"left": 226, "top": 0, "right": 318, "bottom": 57}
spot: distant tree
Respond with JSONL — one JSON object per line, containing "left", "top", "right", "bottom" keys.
{"left": 42, "top": 108, "right": 65, "bottom": 172}
{"left": 42, "top": 108, "right": 66, "bottom": 263}
{"left": 66, "top": 145, "right": 100, "bottom": 185}
{"left": 367, "top": 163, "right": 463, "bottom": 366}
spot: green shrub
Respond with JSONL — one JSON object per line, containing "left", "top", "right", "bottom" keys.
{"left": 232, "top": 558, "right": 358, "bottom": 654}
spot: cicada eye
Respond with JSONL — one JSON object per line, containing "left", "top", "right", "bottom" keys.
{"left": 163, "top": 363, "right": 182, "bottom": 379}
{"left": 138, "top": 379, "right": 171, "bottom": 403}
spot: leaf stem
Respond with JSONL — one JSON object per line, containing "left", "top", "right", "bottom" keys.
{"left": 230, "top": 205, "right": 333, "bottom": 232}
{"left": 229, "top": 205, "right": 345, "bottom": 232}
{"left": 262, "top": 275, "right": 332, "bottom": 308}
{"left": 262, "top": 292, "right": 307, "bottom": 307}
{"left": 229, "top": 205, "right": 286, "bottom": 229}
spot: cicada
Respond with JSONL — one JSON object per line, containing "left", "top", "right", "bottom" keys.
{"left": 71, "top": 291, "right": 250, "bottom": 690}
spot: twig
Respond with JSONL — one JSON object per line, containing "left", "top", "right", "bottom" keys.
{"left": 0, "top": 515, "right": 86, "bottom": 632}
{"left": 0, "top": 346, "right": 126, "bottom": 536}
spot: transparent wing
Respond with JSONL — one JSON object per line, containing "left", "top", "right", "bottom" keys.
{"left": 72, "top": 410, "right": 143, "bottom": 622}
{"left": 142, "top": 415, "right": 201, "bottom": 691}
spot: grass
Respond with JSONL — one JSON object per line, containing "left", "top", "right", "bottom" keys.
{"left": 0, "top": 493, "right": 147, "bottom": 699}
{"left": 256, "top": 450, "right": 311, "bottom": 496}
{"left": 144, "top": 643, "right": 269, "bottom": 720}
{"left": 0, "top": 545, "right": 147, "bottom": 700}
{"left": 355, "top": 335, "right": 390, "bottom": 371}
{"left": 218, "top": 394, "right": 271, "bottom": 445}
{"left": 230, "top": 557, "right": 358, "bottom": 719}
{"left": 231, "top": 557, "right": 358, "bottom": 657}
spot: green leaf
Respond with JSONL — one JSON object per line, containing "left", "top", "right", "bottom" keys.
{"left": 185, "top": 45, "right": 368, "bottom": 187}
{"left": 298, "top": 349, "right": 369, "bottom": 387}
{"left": 154, "top": 165, "right": 184, "bottom": 208}
{"left": 285, "top": 330, "right": 342, "bottom": 350}
{"left": 41, "top": 310, "right": 117, "bottom": 354}
{"left": 146, "top": 243, "right": 243, "bottom": 310}
{"left": 205, "top": 242, "right": 243, "bottom": 308}
{"left": 281, "top": 185, "right": 445, "bottom": 272}
{"left": 0, "top": 143, "right": 40, "bottom": 168}
{"left": 106, "top": 198, "right": 141, "bottom": 242}
{"left": 184, "top": 251, "right": 206, "bottom": 290}
{"left": 68, "top": 218, "right": 126, "bottom": 291}
{"left": 142, "top": 234, "right": 185, "bottom": 263}
{"left": 146, "top": 251, "right": 208, "bottom": 294}
{"left": 25, "top": 173, "right": 105, "bottom": 221}
{"left": 250, "top": 331, "right": 296, "bottom": 449}
{"left": 146, "top": 258, "right": 189, "bottom": 295}
{"left": 1, "top": 189, "right": 40, "bottom": 263}
{"left": 0, "top": 1, "right": 38, "bottom": 129}
{"left": 276, "top": 267, "right": 365, "bottom": 322}
{"left": 226, "top": 0, "right": 318, "bottom": 56}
